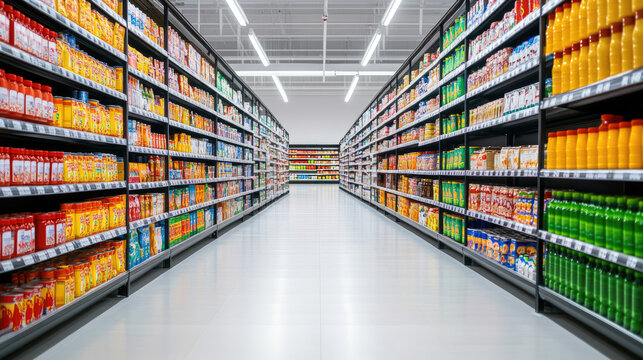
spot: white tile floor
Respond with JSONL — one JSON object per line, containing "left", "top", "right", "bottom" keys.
{"left": 35, "top": 185, "right": 606, "bottom": 359}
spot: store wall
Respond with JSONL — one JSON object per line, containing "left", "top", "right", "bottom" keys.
{"left": 258, "top": 93, "right": 374, "bottom": 145}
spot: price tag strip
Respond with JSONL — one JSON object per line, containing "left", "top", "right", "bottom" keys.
{"left": 467, "top": 210, "right": 538, "bottom": 235}
{"left": 540, "top": 169, "right": 643, "bottom": 182}
{"left": 539, "top": 230, "right": 642, "bottom": 272}
{"left": 128, "top": 106, "right": 169, "bottom": 123}
{"left": 129, "top": 26, "right": 168, "bottom": 57}
{"left": 0, "top": 181, "right": 125, "bottom": 198}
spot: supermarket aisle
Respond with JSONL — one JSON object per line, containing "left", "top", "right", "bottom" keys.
{"left": 34, "top": 185, "right": 606, "bottom": 359}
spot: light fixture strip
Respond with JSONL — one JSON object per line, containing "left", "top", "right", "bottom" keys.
{"left": 248, "top": 29, "right": 270, "bottom": 67}
{"left": 344, "top": 75, "right": 359, "bottom": 103}
{"left": 272, "top": 75, "right": 288, "bottom": 103}
{"left": 224, "top": 0, "right": 249, "bottom": 26}
{"left": 360, "top": 32, "right": 382, "bottom": 67}
{"left": 381, "top": 0, "right": 403, "bottom": 26}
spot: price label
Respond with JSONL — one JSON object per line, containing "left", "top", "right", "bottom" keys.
{"left": 52, "top": 186, "right": 60, "bottom": 193}
{"left": 608, "top": 252, "right": 619, "bottom": 263}
{"left": 1, "top": 261, "right": 14, "bottom": 271}
{"left": 1, "top": 188, "right": 12, "bottom": 197}
{"left": 574, "top": 242, "right": 583, "bottom": 251}
{"left": 80, "top": 239, "right": 90, "bottom": 247}
{"left": 18, "top": 187, "right": 30, "bottom": 196}
{"left": 563, "top": 238, "right": 573, "bottom": 247}
{"left": 23, "top": 256, "right": 34, "bottom": 265}
{"left": 25, "top": 123, "right": 34, "bottom": 132}
{"left": 37, "top": 252, "right": 48, "bottom": 262}
{"left": 47, "top": 249, "right": 57, "bottom": 257}
{"left": 626, "top": 257, "right": 638, "bottom": 269}
{"left": 598, "top": 248, "right": 608, "bottom": 259}
{"left": 36, "top": 187, "right": 45, "bottom": 194}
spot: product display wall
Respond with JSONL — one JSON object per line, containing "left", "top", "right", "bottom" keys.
{"left": 0, "top": 0, "right": 289, "bottom": 355}
{"left": 339, "top": 0, "right": 643, "bottom": 355}
{"left": 289, "top": 145, "right": 339, "bottom": 183}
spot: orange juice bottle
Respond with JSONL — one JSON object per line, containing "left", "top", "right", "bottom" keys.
{"left": 587, "top": 127, "right": 599, "bottom": 168}
{"left": 597, "top": 28, "right": 611, "bottom": 80}
{"left": 570, "top": 43, "right": 580, "bottom": 89}
{"left": 547, "top": 13, "right": 556, "bottom": 55}
{"left": 563, "top": 3, "right": 572, "bottom": 49}
{"left": 588, "top": 0, "right": 599, "bottom": 35}
{"left": 634, "top": 9, "right": 643, "bottom": 68}
{"left": 571, "top": 0, "right": 581, "bottom": 44}
{"left": 554, "top": 6, "right": 565, "bottom": 53}
{"left": 618, "top": 121, "right": 632, "bottom": 168}
{"left": 566, "top": 130, "right": 578, "bottom": 169}
{"left": 607, "top": 123, "right": 620, "bottom": 169}
{"left": 547, "top": 132, "right": 558, "bottom": 169}
{"left": 552, "top": 51, "right": 563, "bottom": 94}
{"left": 556, "top": 130, "right": 567, "bottom": 169}
{"left": 561, "top": 47, "right": 572, "bottom": 93}
{"left": 608, "top": 0, "right": 620, "bottom": 25}
{"left": 629, "top": 119, "right": 643, "bottom": 168}
{"left": 597, "top": 124, "right": 610, "bottom": 168}
{"left": 598, "top": 0, "right": 609, "bottom": 29}
{"left": 610, "top": 22, "right": 623, "bottom": 76}
{"left": 588, "top": 33, "right": 599, "bottom": 83}
{"left": 576, "top": 128, "right": 589, "bottom": 168}
{"left": 579, "top": 0, "right": 589, "bottom": 40}
{"left": 622, "top": 13, "right": 635, "bottom": 71}
{"left": 579, "top": 38, "right": 590, "bottom": 87}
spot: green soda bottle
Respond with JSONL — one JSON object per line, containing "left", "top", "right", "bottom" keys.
{"left": 585, "top": 258, "right": 594, "bottom": 309}
{"left": 561, "top": 192, "right": 571, "bottom": 237}
{"left": 577, "top": 255, "right": 586, "bottom": 305}
{"left": 622, "top": 198, "right": 637, "bottom": 256}
{"left": 552, "top": 191, "right": 561, "bottom": 234}
{"left": 569, "top": 192, "right": 581, "bottom": 239}
{"left": 570, "top": 253, "right": 579, "bottom": 301}
{"left": 615, "top": 267, "right": 624, "bottom": 326}
{"left": 599, "top": 261, "right": 609, "bottom": 316}
{"left": 635, "top": 200, "right": 643, "bottom": 258}
{"left": 623, "top": 270, "right": 633, "bottom": 330}
{"left": 605, "top": 196, "right": 617, "bottom": 250}
{"left": 632, "top": 272, "right": 642, "bottom": 334}
{"left": 594, "top": 195, "right": 607, "bottom": 248}
{"left": 544, "top": 244, "right": 551, "bottom": 288}
{"left": 553, "top": 245, "right": 561, "bottom": 292}
{"left": 562, "top": 249, "right": 571, "bottom": 297}
{"left": 593, "top": 259, "right": 602, "bottom": 312}
{"left": 607, "top": 264, "right": 617, "bottom": 321}
{"left": 584, "top": 193, "right": 595, "bottom": 243}
{"left": 579, "top": 194, "right": 588, "bottom": 241}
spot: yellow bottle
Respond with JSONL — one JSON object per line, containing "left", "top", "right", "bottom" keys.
{"left": 576, "top": 128, "right": 589, "bottom": 169}
{"left": 579, "top": 38, "right": 590, "bottom": 87}
{"left": 597, "top": 0, "right": 609, "bottom": 29}
{"left": 546, "top": 13, "right": 556, "bottom": 55}
{"left": 563, "top": 3, "right": 572, "bottom": 49}
{"left": 597, "top": 28, "right": 611, "bottom": 80}
{"left": 610, "top": 22, "right": 623, "bottom": 76}
{"left": 552, "top": 52, "right": 563, "bottom": 95}
{"left": 579, "top": 0, "right": 589, "bottom": 40}
{"left": 561, "top": 47, "right": 572, "bottom": 93}
{"left": 556, "top": 130, "right": 567, "bottom": 169}
{"left": 570, "top": 43, "right": 581, "bottom": 89}
{"left": 554, "top": 6, "right": 565, "bottom": 53}
{"left": 634, "top": 10, "right": 643, "bottom": 68}
{"left": 608, "top": 0, "right": 621, "bottom": 25}
{"left": 607, "top": 123, "right": 620, "bottom": 169}
{"left": 588, "top": 34, "right": 599, "bottom": 83}
{"left": 566, "top": 130, "right": 578, "bottom": 169}
{"left": 588, "top": 0, "right": 599, "bottom": 35}
{"left": 548, "top": 132, "right": 558, "bottom": 169}
{"left": 630, "top": 119, "right": 643, "bottom": 169}
{"left": 587, "top": 127, "right": 599, "bottom": 169}
{"left": 597, "top": 125, "right": 609, "bottom": 168}
{"left": 618, "top": 121, "right": 632, "bottom": 169}
{"left": 622, "top": 15, "right": 635, "bottom": 71}
{"left": 571, "top": 0, "right": 581, "bottom": 45}
{"left": 621, "top": 0, "right": 633, "bottom": 18}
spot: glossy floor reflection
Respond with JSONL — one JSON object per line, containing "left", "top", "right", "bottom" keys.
{"left": 36, "top": 185, "right": 606, "bottom": 359}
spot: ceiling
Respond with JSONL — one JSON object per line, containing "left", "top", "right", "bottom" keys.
{"left": 170, "top": 0, "right": 454, "bottom": 143}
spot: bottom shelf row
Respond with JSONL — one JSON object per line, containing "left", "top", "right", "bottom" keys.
{"left": 339, "top": 185, "right": 643, "bottom": 354}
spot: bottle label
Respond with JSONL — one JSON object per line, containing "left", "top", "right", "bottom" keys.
{"left": 1, "top": 230, "right": 13, "bottom": 257}
{"left": 16, "top": 228, "right": 25, "bottom": 255}
{"left": 37, "top": 161, "right": 43, "bottom": 184}
{"left": 9, "top": 89, "right": 16, "bottom": 113}
{"left": 56, "top": 222, "right": 64, "bottom": 244}
{"left": 45, "top": 224, "right": 55, "bottom": 246}
{"left": 30, "top": 160, "right": 37, "bottom": 184}
{"left": 34, "top": 96, "right": 42, "bottom": 119}
{"left": 49, "top": 41, "right": 57, "bottom": 65}
{"left": 17, "top": 90, "right": 24, "bottom": 115}
{"left": 43, "top": 161, "right": 50, "bottom": 184}
{"left": 25, "top": 94, "right": 34, "bottom": 117}
{"left": 0, "top": 86, "right": 8, "bottom": 112}
{"left": 12, "top": 159, "right": 22, "bottom": 184}
{"left": 0, "top": 13, "right": 8, "bottom": 43}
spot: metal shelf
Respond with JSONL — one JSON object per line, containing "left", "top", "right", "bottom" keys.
{"left": 213, "top": 157, "right": 255, "bottom": 164}
{"left": 128, "top": 145, "right": 168, "bottom": 156}
{"left": 128, "top": 67, "right": 168, "bottom": 91}
{"left": 129, "top": 213, "right": 170, "bottom": 231}
{"left": 169, "top": 151, "right": 217, "bottom": 161}
{"left": 212, "top": 134, "right": 254, "bottom": 149}
{"left": 128, "top": 25, "right": 168, "bottom": 58}
{"left": 539, "top": 169, "right": 643, "bottom": 182}
{"left": 0, "top": 117, "right": 127, "bottom": 145}
{"left": 0, "top": 181, "right": 126, "bottom": 198}
{"left": 128, "top": 181, "right": 169, "bottom": 190}
{"left": 168, "top": 120, "right": 213, "bottom": 137}
{"left": 463, "top": 247, "right": 536, "bottom": 295}
{"left": 466, "top": 209, "right": 538, "bottom": 235}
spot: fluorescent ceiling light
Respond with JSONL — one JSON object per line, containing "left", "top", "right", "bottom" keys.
{"left": 361, "top": 31, "right": 382, "bottom": 67}
{"left": 381, "top": 0, "right": 403, "bottom": 26}
{"left": 272, "top": 75, "right": 288, "bottom": 102}
{"left": 224, "top": 0, "right": 249, "bottom": 26}
{"left": 344, "top": 75, "right": 359, "bottom": 102}
{"left": 237, "top": 70, "right": 395, "bottom": 77}
{"left": 248, "top": 29, "right": 270, "bottom": 66}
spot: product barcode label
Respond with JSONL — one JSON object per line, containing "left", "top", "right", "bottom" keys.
{"left": 66, "top": 243, "right": 75, "bottom": 251}
{"left": 47, "top": 249, "right": 57, "bottom": 257}
{"left": 626, "top": 257, "right": 638, "bottom": 269}
{"left": 598, "top": 248, "right": 608, "bottom": 259}
{"left": 80, "top": 239, "right": 90, "bottom": 247}
{"left": 608, "top": 252, "right": 619, "bottom": 263}
{"left": 23, "top": 256, "right": 34, "bottom": 265}
{"left": 1, "top": 261, "right": 14, "bottom": 271}
{"left": 37, "top": 252, "right": 48, "bottom": 261}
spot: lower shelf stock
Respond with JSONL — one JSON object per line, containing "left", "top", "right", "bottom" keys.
{"left": 339, "top": 185, "right": 643, "bottom": 357}
{"left": 0, "top": 190, "right": 290, "bottom": 358}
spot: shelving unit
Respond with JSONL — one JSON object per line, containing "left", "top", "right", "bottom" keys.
{"left": 338, "top": 0, "right": 643, "bottom": 356}
{"left": 289, "top": 145, "right": 339, "bottom": 183}
{"left": 0, "top": 0, "right": 289, "bottom": 356}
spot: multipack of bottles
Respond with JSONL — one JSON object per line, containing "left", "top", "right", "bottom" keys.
{"left": 128, "top": 120, "right": 166, "bottom": 149}
{"left": 547, "top": 0, "right": 643, "bottom": 95}
{"left": 544, "top": 244, "right": 642, "bottom": 334}
{"left": 546, "top": 115, "right": 642, "bottom": 170}
{"left": 545, "top": 191, "right": 642, "bottom": 256}
{"left": 127, "top": 2, "right": 164, "bottom": 48}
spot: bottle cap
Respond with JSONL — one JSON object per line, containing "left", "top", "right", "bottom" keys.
{"left": 608, "top": 123, "right": 619, "bottom": 130}
{"left": 587, "top": 127, "right": 598, "bottom": 133}
{"left": 548, "top": 132, "right": 557, "bottom": 138}
{"left": 566, "top": 129, "right": 576, "bottom": 136}
{"left": 556, "top": 130, "right": 566, "bottom": 136}
{"left": 563, "top": 3, "right": 570, "bottom": 9}
{"left": 619, "top": 121, "right": 631, "bottom": 128}
{"left": 576, "top": 128, "right": 588, "bottom": 134}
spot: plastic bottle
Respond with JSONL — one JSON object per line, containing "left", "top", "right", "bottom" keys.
{"left": 579, "top": 0, "right": 589, "bottom": 40}
{"left": 635, "top": 9, "right": 643, "bottom": 70}
{"left": 597, "top": 125, "right": 609, "bottom": 169}
{"left": 605, "top": 196, "right": 618, "bottom": 250}
{"left": 554, "top": 6, "right": 564, "bottom": 53}
{"left": 32, "top": 83, "right": 42, "bottom": 121}
{"left": 0, "top": 69, "right": 8, "bottom": 114}
{"left": 594, "top": 195, "right": 606, "bottom": 247}
{"left": 556, "top": 130, "right": 567, "bottom": 169}
{"left": 586, "top": 127, "right": 599, "bottom": 168}
{"left": 636, "top": 200, "right": 643, "bottom": 257}
{"left": 584, "top": 193, "right": 596, "bottom": 241}
{"left": 571, "top": 0, "right": 581, "bottom": 45}
{"left": 576, "top": 128, "right": 588, "bottom": 168}
{"left": 560, "top": 192, "right": 571, "bottom": 237}
{"left": 552, "top": 52, "right": 563, "bottom": 95}
{"left": 588, "top": 33, "right": 599, "bottom": 83}
{"left": 585, "top": 258, "right": 595, "bottom": 309}
{"left": 598, "top": 0, "right": 609, "bottom": 30}
{"left": 610, "top": 22, "right": 623, "bottom": 76}
{"left": 630, "top": 119, "right": 643, "bottom": 168}
{"left": 570, "top": 42, "right": 580, "bottom": 90}
{"left": 547, "top": 132, "right": 557, "bottom": 169}
{"left": 622, "top": 14, "right": 635, "bottom": 71}
{"left": 608, "top": 265, "right": 617, "bottom": 321}
{"left": 607, "top": 123, "right": 620, "bottom": 169}
{"left": 597, "top": 28, "right": 611, "bottom": 80}
{"left": 570, "top": 192, "right": 581, "bottom": 238}
{"left": 561, "top": 46, "right": 572, "bottom": 93}
{"left": 615, "top": 121, "right": 631, "bottom": 169}
{"left": 563, "top": 3, "right": 572, "bottom": 49}
{"left": 566, "top": 129, "right": 578, "bottom": 169}
{"left": 632, "top": 272, "right": 642, "bottom": 333}
{"left": 622, "top": 198, "right": 637, "bottom": 255}
{"left": 546, "top": 12, "right": 556, "bottom": 55}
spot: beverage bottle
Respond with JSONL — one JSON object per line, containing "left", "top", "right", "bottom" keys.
{"left": 547, "top": 191, "right": 558, "bottom": 232}
{"left": 635, "top": 200, "right": 643, "bottom": 257}
{"left": 547, "top": 132, "right": 557, "bottom": 169}
{"left": 608, "top": 264, "right": 617, "bottom": 321}
{"left": 561, "top": 249, "right": 570, "bottom": 297}
{"left": 553, "top": 6, "right": 564, "bottom": 53}
{"left": 597, "top": 125, "right": 609, "bottom": 169}
{"left": 563, "top": 3, "right": 572, "bottom": 49}
{"left": 632, "top": 272, "right": 642, "bottom": 334}
{"left": 566, "top": 129, "right": 578, "bottom": 169}
{"left": 598, "top": 0, "right": 609, "bottom": 30}
{"left": 556, "top": 130, "right": 567, "bottom": 168}
{"left": 579, "top": 0, "right": 589, "bottom": 39}
{"left": 624, "top": 269, "right": 633, "bottom": 329}
{"left": 633, "top": 9, "right": 643, "bottom": 69}
{"left": 576, "top": 128, "right": 588, "bottom": 169}
{"left": 561, "top": 192, "right": 572, "bottom": 237}
{"left": 561, "top": 47, "right": 571, "bottom": 93}
{"left": 629, "top": 119, "right": 643, "bottom": 169}
{"left": 594, "top": 195, "right": 607, "bottom": 247}
{"left": 586, "top": 127, "right": 599, "bottom": 168}
{"left": 599, "top": 260, "right": 609, "bottom": 316}
{"left": 610, "top": 22, "right": 623, "bottom": 76}
{"left": 552, "top": 52, "right": 563, "bottom": 95}
{"left": 597, "top": 28, "right": 611, "bottom": 80}
{"left": 614, "top": 197, "right": 626, "bottom": 252}
{"left": 577, "top": 255, "right": 587, "bottom": 304}
{"left": 578, "top": 38, "right": 589, "bottom": 87}
{"left": 616, "top": 267, "right": 625, "bottom": 325}
{"left": 570, "top": 253, "right": 579, "bottom": 300}
{"left": 623, "top": 198, "right": 637, "bottom": 255}
{"left": 571, "top": 0, "right": 581, "bottom": 45}
{"left": 585, "top": 258, "right": 595, "bottom": 309}
{"left": 605, "top": 196, "right": 618, "bottom": 249}
{"left": 570, "top": 192, "right": 581, "bottom": 238}
{"left": 588, "top": 33, "right": 599, "bottom": 83}
{"left": 546, "top": 13, "right": 555, "bottom": 55}
{"left": 607, "top": 123, "right": 620, "bottom": 169}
